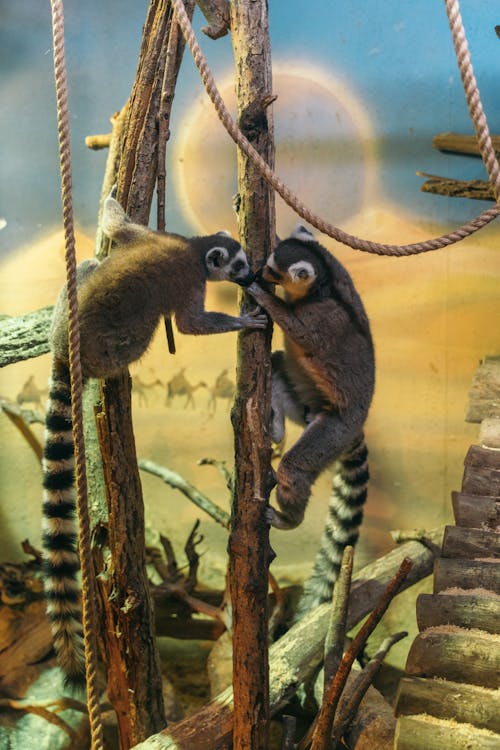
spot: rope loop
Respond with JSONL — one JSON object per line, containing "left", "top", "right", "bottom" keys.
{"left": 171, "top": 0, "right": 499, "bottom": 256}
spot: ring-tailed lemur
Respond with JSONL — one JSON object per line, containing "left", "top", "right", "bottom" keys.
{"left": 246, "top": 226, "right": 375, "bottom": 613}
{"left": 43, "top": 193, "right": 265, "bottom": 684}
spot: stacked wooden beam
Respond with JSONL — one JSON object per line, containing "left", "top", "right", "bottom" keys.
{"left": 394, "top": 357, "right": 500, "bottom": 749}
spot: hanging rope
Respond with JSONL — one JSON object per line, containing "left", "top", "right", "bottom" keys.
{"left": 171, "top": 0, "right": 499, "bottom": 257}
{"left": 49, "top": 2, "right": 104, "bottom": 748}
{"left": 445, "top": 0, "right": 500, "bottom": 200}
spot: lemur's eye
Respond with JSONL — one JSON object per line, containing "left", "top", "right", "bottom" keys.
{"left": 232, "top": 260, "right": 245, "bottom": 273}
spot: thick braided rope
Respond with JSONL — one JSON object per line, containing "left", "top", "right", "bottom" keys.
{"left": 445, "top": 0, "right": 500, "bottom": 200}
{"left": 171, "top": 0, "right": 499, "bottom": 256}
{"left": 50, "top": 3, "right": 104, "bottom": 747}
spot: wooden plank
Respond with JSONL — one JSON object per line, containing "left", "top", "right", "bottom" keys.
{"left": 405, "top": 628, "right": 500, "bottom": 688}
{"left": 416, "top": 591, "right": 500, "bottom": 634}
{"left": 452, "top": 491, "right": 500, "bottom": 529}
{"left": 395, "top": 714, "right": 500, "bottom": 750}
{"left": 434, "top": 558, "right": 500, "bottom": 594}
{"left": 441, "top": 525, "right": 500, "bottom": 559}
{"left": 395, "top": 676, "right": 500, "bottom": 732}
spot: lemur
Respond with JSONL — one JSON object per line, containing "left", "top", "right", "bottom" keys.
{"left": 42, "top": 193, "right": 265, "bottom": 684}
{"left": 246, "top": 226, "right": 375, "bottom": 613}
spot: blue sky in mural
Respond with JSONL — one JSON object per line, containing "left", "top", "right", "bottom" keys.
{"left": 0, "top": 0, "right": 498, "bottom": 252}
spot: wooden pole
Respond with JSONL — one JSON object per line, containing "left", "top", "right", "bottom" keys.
{"left": 228, "top": 1, "right": 276, "bottom": 747}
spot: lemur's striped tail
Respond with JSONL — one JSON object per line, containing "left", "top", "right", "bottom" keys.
{"left": 42, "top": 360, "right": 85, "bottom": 685}
{"left": 296, "top": 434, "right": 369, "bottom": 617}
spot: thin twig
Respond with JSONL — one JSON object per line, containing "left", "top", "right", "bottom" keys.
{"left": 0, "top": 398, "right": 44, "bottom": 460}
{"left": 198, "top": 457, "right": 234, "bottom": 493}
{"left": 0, "top": 698, "right": 85, "bottom": 739}
{"left": 324, "top": 546, "right": 354, "bottom": 686}
{"left": 298, "top": 548, "right": 354, "bottom": 750}
{"left": 138, "top": 458, "right": 230, "bottom": 528}
{"left": 310, "top": 557, "right": 413, "bottom": 750}
{"left": 331, "top": 630, "right": 408, "bottom": 748}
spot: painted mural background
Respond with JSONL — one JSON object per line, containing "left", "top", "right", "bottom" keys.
{"left": 0, "top": 2, "right": 499, "bottom": 607}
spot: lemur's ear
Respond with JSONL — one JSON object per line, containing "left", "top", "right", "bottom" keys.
{"left": 289, "top": 260, "right": 316, "bottom": 282}
{"left": 290, "top": 224, "right": 315, "bottom": 243}
{"left": 206, "top": 246, "right": 229, "bottom": 269}
{"left": 216, "top": 230, "right": 232, "bottom": 237}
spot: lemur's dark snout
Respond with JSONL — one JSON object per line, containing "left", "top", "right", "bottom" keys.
{"left": 234, "top": 270, "right": 256, "bottom": 287}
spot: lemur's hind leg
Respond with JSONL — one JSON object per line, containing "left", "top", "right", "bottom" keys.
{"left": 268, "top": 411, "right": 364, "bottom": 529}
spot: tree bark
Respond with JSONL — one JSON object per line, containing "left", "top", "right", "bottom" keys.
{"left": 95, "top": 375, "right": 165, "bottom": 748}
{"left": 92, "top": 1, "right": 196, "bottom": 745}
{"left": 0, "top": 307, "right": 52, "bottom": 366}
{"left": 228, "top": 1, "right": 276, "bottom": 749}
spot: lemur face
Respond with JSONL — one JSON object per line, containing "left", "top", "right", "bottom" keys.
{"left": 262, "top": 248, "right": 318, "bottom": 302}
{"left": 205, "top": 241, "right": 253, "bottom": 284}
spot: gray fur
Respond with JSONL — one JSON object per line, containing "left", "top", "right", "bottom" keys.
{"left": 247, "top": 231, "right": 374, "bottom": 612}
{"left": 43, "top": 194, "right": 265, "bottom": 684}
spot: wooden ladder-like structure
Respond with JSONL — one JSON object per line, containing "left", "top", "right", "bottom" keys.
{"left": 393, "top": 356, "right": 500, "bottom": 749}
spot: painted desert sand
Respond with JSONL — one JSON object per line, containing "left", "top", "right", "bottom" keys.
{"left": 0, "top": 205, "right": 498, "bottom": 590}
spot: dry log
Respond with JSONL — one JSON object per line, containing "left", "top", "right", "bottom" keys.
{"left": 340, "top": 681, "right": 395, "bottom": 750}
{"left": 462, "top": 467, "right": 500, "bottom": 497}
{"left": 452, "top": 491, "right": 500, "bottom": 529}
{"left": 394, "top": 714, "right": 500, "bottom": 750}
{"left": 434, "top": 557, "right": 500, "bottom": 593}
{"left": 464, "top": 443, "right": 500, "bottom": 472}
{"left": 405, "top": 626, "right": 500, "bottom": 688}
{"left": 84, "top": 133, "right": 111, "bottom": 150}
{"left": 416, "top": 591, "right": 500, "bottom": 633}
{"left": 460, "top": 444, "right": 500, "bottom": 500}
{"left": 395, "top": 676, "right": 500, "bottom": 733}
{"left": 130, "top": 532, "right": 443, "bottom": 749}
{"left": 465, "top": 443, "right": 500, "bottom": 469}
{"left": 0, "top": 307, "right": 52, "bottom": 366}
{"left": 441, "top": 525, "right": 500, "bottom": 559}
{"left": 432, "top": 132, "right": 500, "bottom": 156}
{"left": 418, "top": 173, "right": 494, "bottom": 201}
{"left": 465, "top": 359, "right": 500, "bottom": 423}
{"left": 480, "top": 418, "right": 500, "bottom": 449}
{"left": 311, "top": 664, "right": 396, "bottom": 750}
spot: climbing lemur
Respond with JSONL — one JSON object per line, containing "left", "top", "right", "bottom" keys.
{"left": 246, "top": 225, "right": 375, "bottom": 613}
{"left": 42, "top": 193, "right": 265, "bottom": 683}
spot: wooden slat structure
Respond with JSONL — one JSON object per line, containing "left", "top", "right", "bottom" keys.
{"left": 394, "top": 356, "right": 500, "bottom": 749}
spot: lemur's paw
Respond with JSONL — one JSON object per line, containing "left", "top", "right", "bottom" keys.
{"left": 266, "top": 465, "right": 277, "bottom": 495}
{"left": 266, "top": 504, "right": 299, "bottom": 530}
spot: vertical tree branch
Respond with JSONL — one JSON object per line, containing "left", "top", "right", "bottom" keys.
{"left": 228, "top": 1, "right": 276, "bottom": 748}
{"left": 93, "top": 1, "right": 195, "bottom": 746}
